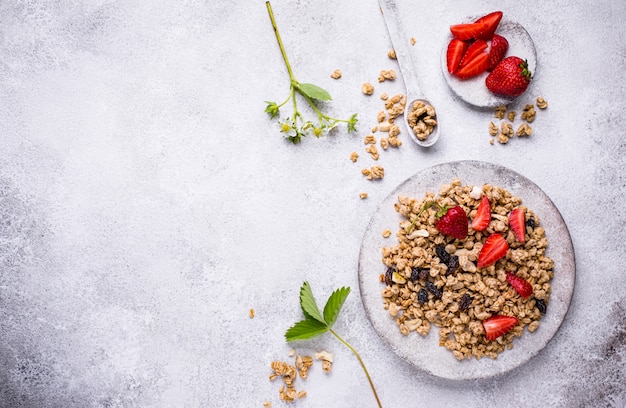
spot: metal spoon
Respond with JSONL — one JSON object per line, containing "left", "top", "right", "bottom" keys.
{"left": 378, "top": 0, "right": 440, "bottom": 147}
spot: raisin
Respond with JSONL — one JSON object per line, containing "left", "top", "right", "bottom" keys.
{"left": 417, "top": 288, "right": 428, "bottom": 304}
{"left": 459, "top": 293, "right": 473, "bottom": 311}
{"left": 411, "top": 267, "right": 429, "bottom": 281}
{"left": 426, "top": 281, "right": 443, "bottom": 299}
{"left": 446, "top": 255, "right": 460, "bottom": 276}
{"left": 536, "top": 298, "right": 547, "bottom": 314}
{"left": 384, "top": 267, "right": 394, "bottom": 286}
{"left": 435, "top": 245, "right": 450, "bottom": 264}
{"left": 526, "top": 217, "right": 536, "bottom": 229}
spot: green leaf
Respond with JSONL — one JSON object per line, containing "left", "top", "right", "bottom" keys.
{"left": 347, "top": 113, "right": 358, "bottom": 133}
{"left": 285, "top": 319, "right": 328, "bottom": 342}
{"left": 297, "top": 83, "right": 332, "bottom": 101}
{"left": 323, "top": 286, "right": 351, "bottom": 328}
{"left": 299, "top": 281, "right": 326, "bottom": 324}
{"left": 264, "top": 101, "right": 280, "bottom": 119}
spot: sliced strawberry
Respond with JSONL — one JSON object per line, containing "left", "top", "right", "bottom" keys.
{"left": 471, "top": 195, "right": 491, "bottom": 231}
{"left": 450, "top": 22, "right": 489, "bottom": 41}
{"left": 435, "top": 205, "right": 468, "bottom": 240}
{"left": 488, "top": 34, "right": 509, "bottom": 71}
{"left": 459, "top": 39, "right": 488, "bottom": 69}
{"left": 456, "top": 51, "right": 489, "bottom": 80}
{"left": 446, "top": 38, "right": 469, "bottom": 74}
{"left": 475, "top": 11, "right": 503, "bottom": 41}
{"left": 482, "top": 314, "right": 518, "bottom": 340}
{"left": 477, "top": 233, "right": 508, "bottom": 268}
{"left": 509, "top": 208, "right": 526, "bottom": 243}
{"left": 506, "top": 272, "right": 533, "bottom": 298}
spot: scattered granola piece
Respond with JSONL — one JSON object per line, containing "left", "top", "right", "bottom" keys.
{"left": 488, "top": 121, "right": 498, "bottom": 136}
{"left": 521, "top": 104, "right": 536, "bottom": 123}
{"left": 349, "top": 152, "right": 359, "bottom": 162}
{"left": 536, "top": 97, "right": 548, "bottom": 109}
{"left": 379, "top": 92, "right": 388, "bottom": 101}
{"left": 410, "top": 37, "right": 416, "bottom": 45}
{"left": 288, "top": 348, "right": 296, "bottom": 357}
{"left": 366, "top": 144, "right": 380, "bottom": 160}
{"left": 387, "top": 49, "right": 397, "bottom": 59}
{"left": 263, "top": 402, "right": 272, "bottom": 408}
{"left": 378, "top": 69, "right": 397, "bottom": 82}
{"left": 359, "top": 192, "right": 368, "bottom": 199}
{"left": 382, "top": 229, "right": 392, "bottom": 238}
{"left": 361, "top": 82, "right": 374, "bottom": 95}
{"left": 489, "top": 138, "right": 495, "bottom": 145}
{"left": 297, "top": 390, "right": 307, "bottom": 399}
{"left": 507, "top": 111, "right": 516, "bottom": 122}
{"left": 516, "top": 123, "right": 533, "bottom": 137}
{"left": 362, "top": 166, "right": 384, "bottom": 180}
{"left": 364, "top": 134, "right": 376, "bottom": 145}
{"left": 500, "top": 122, "right": 513, "bottom": 137}
{"left": 330, "top": 69, "right": 342, "bottom": 79}
{"left": 497, "top": 133, "right": 510, "bottom": 144}
{"left": 371, "top": 125, "right": 379, "bottom": 133}
{"left": 380, "top": 137, "right": 389, "bottom": 150}
{"left": 249, "top": 308, "right": 255, "bottom": 318}
{"left": 494, "top": 105, "right": 507, "bottom": 119}
{"left": 315, "top": 351, "right": 334, "bottom": 373}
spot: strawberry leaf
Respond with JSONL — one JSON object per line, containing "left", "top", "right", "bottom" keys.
{"left": 285, "top": 319, "right": 328, "bottom": 342}
{"left": 299, "top": 281, "right": 326, "bottom": 324}
{"left": 323, "top": 286, "right": 351, "bottom": 328}
{"left": 297, "top": 83, "right": 332, "bottom": 101}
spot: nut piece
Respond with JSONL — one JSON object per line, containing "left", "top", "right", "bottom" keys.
{"left": 349, "top": 152, "right": 359, "bottom": 162}
{"left": 536, "top": 97, "right": 548, "bottom": 109}
{"left": 361, "top": 82, "right": 374, "bottom": 95}
{"left": 387, "top": 49, "right": 397, "bottom": 59}
{"left": 500, "top": 122, "right": 514, "bottom": 137}
{"left": 315, "top": 351, "right": 334, "bottom": 373}
{"left": 330, "top": 69, "right": 342, "bottom": 79}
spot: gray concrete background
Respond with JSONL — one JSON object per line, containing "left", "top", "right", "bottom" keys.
{"left": 0, "top": 0, "right": 624, "bottom": 407}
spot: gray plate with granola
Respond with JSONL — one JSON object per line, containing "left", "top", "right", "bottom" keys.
{"left": 358, "top": 160, "right": 575, "bottom": 380}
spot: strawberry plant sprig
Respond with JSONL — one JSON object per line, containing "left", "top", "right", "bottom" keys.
{"left": 285, "top": 282, "right": 382, "bottom": 408}
{"left": 265, "top": 1, "right": 358, "bottom": 143}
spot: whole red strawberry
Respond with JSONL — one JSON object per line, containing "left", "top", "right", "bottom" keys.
{"left": 486, "top": 56, "right": 532, "bottom": 97}
{"left": 435, "top": 205, "right": 469, "bottom": 240}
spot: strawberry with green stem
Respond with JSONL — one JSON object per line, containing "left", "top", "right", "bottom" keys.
{"left": 486, "top": 56, "right": 533, "bottom": 97}
{"left": 408, "top": 201, "right": 468, "bottom": 240}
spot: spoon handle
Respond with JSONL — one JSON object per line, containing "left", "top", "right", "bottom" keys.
{"left": 377, "top": 0, "right": 423, "bottom": 97}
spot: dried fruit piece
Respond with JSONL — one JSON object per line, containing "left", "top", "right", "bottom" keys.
{"left": 535, "top": 298, "right": 547, "bottom": 314}
{"left": 459, "top": 293, "right": 473, "bottom": 311}
{"left": 411, "top": 267, "right": 429, "bottom": 281}
{"left": 436, "top": 245, "right": 451, "bottom": 264}
{"left": 477, "top": 233, "right": 509, "bottom": 268}
{"left": 417, "top": 288, "right": 428, "bottom": 304}
{"left": 425, "top": 281, "right": 443, "bottom": 299}
{"left": 482, "top": 314, "right": 518, "bottom": 340}
{"left": 446, "top": 255, "right": 460, "bottom": 275}
{"left": 506, "top": 272, "right": 533, "bottom": 298}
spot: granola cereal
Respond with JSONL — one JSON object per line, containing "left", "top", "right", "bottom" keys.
{"left": 362, "top": 82, "right": 375, "bottom": 95}
{"left": 379, "top": 179, "right": 553, "bottom": 360}
{"left": 330, "top": 69, "right": 342, "bottom": 79}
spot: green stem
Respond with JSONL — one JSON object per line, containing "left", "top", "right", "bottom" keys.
{"left": 329, "top": 328, "right": 383, "bottom": 408}
{"left": 266, "top": 1, "right": 296, "bottom": 82}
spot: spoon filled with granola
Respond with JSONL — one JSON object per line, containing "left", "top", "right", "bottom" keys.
{"left": 378, "top": 0, "right": 440, "bottom": 147}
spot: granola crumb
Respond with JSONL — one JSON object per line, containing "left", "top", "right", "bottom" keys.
{"left": 410, "top": 37, "right": 416, "bottom": 45}
{"left": 364, "top": 134, "right": 376, "bottom": 145}
{"left": 380, "top": 92, "right": 389, "bottom": 101}
{"left": 378, "top": 69, "right": 396, "bottom": 82}
{"left": 263, "top": 402, "right": 272, "bottom": 408}
{"left": 330, "top": 69, "right": 342, "bottom": 79}
{"left": 494, "top": 105, "right": 507, "bottom": 119}
{"left": 536, "top": 97, "right": 548, "bottom": 109}
{"left": 387, "top": 49, "right": 396, "bottom": 59}
{"left": 297, "top": 390, "right": 307, "bottom": 399}
{"left": 362, "top": 165, "right": 384, "bottom": 180}
{"left": 349, "top": 152, "right": 359, "bottom": 162}
{"left": 249, "top": 308, "right": 255, "bottom": 318}
{"left": 366, "top": 144, "right": 379, "bottom": 160}
{"left": 361, "top": 82, "right": 374, "bottom": 95}
{"left": 382, "top": 229, "right": 392, "bottom": 238}
{"left": 507, "top": 111, "right": 516, "bottom": 122}
{"left": 288, "top": 348, "right": 296, "bottom": 357}
{"left": 360, "top": 192, "right": 368, "bottom": 199}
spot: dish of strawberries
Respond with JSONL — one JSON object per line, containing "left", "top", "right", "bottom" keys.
{"left": 441, "top": 12, "right": 537, "bottom": 108}
{"left": 358, "top": 161, "right": 575, "bottom": 380}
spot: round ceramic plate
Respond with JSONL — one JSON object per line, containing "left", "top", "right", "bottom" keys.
{"left": 441, "top": 18, "right": 537, "bottom": 108}
{"left": 358, "top": 161, "right": 575, "bottom": 380}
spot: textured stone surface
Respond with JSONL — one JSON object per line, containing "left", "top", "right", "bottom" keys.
{"left": 0, "top": 0, "right": 624, "bottom": 407}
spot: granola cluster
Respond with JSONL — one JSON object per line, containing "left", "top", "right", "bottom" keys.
{"left": 379, "top": 179, "right": 554, "bottom": 360}
{"left": 489, "top": 96, "right": 548, "bottom": 144}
